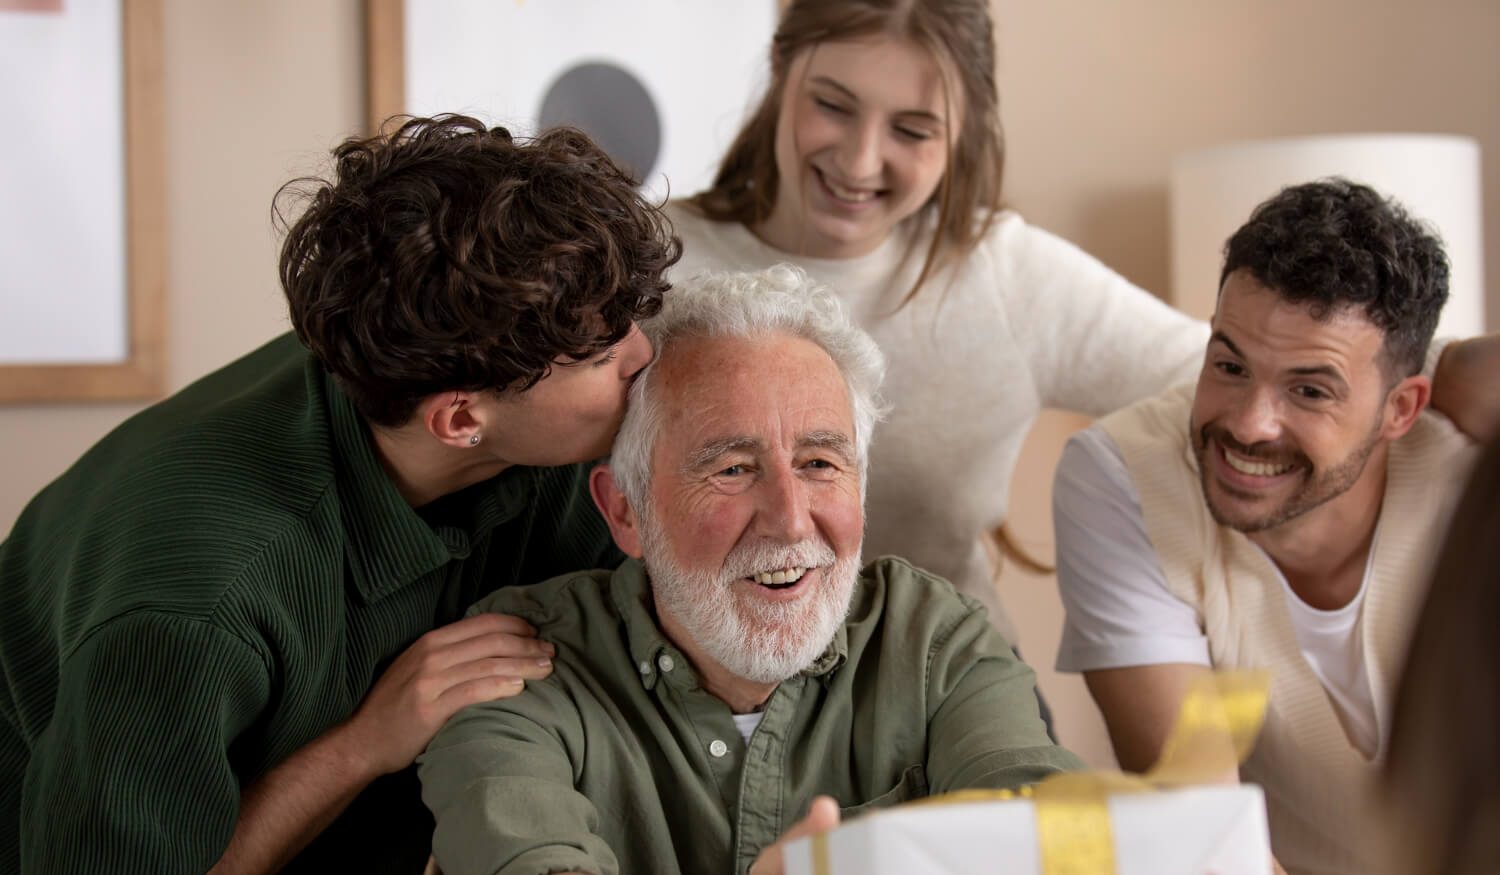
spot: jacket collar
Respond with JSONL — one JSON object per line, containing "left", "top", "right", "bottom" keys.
{"left": 322, "top": 369, "right": 531, "bottom": 604}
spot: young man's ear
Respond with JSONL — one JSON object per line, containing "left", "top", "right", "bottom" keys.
{"left": 589, "top": 464, "right": 643, "bottom": 558}
{"left": 1382, "top": 374, "right": 1432, "bottom": 442}
{"left": 421, "top": 391, "right": 485, "bottom": 449}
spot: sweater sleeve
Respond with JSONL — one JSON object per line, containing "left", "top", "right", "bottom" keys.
{"left": 20, "top": 612, "right": 270, "bottom": 875}
{"left": 995, "top": 216, "right": 1209, "bottom": 416}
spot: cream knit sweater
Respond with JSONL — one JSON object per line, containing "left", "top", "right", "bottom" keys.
{"left": 666, "top": 204, "right": 1208, "bottom": 640}
{"left": 1101, "top": 384, "right": 1475, "bottom": 875}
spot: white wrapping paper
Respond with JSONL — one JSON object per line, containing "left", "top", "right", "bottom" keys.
{"left": 784, "top": 784, "right": 1271, "bottom": 875}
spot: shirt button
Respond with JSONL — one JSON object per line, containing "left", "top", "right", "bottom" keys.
{"left": 709, "top": 739, "right": 729, "bottom": 758}
{"left": 657, "top": 654, "right": 675, "bottom": 673}
{"left": 638, "top": 661, "right": 650, "bottom": 676}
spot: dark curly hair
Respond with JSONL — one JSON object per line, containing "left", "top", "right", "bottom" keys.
{"left": 1220, "top": 178, "right": 1449, "bottom": 379}
{"left": 276, "top": 115, "right": 681, "bottom": 426}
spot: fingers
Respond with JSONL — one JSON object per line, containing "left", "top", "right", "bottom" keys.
{"left": 433, "top": 629, "right": 555, "bottom": 671}
{"left": 436, "top": 675, "right": 528, "bottom": 712}
{"left": 423, "top": 611, "right": 538, "bottom": 646}
{"left": 790, "top": 796, "right": 841, "bottom": 839}
{"left": 408, "top": 613, "right": 555, "bottom": 676}
{"left": 749, "top": 796, "right": 842, "bottom": 875}
{"left": 435, "top": 654, "right": 554, "bottom": 693}
{"left": 407, "top": 652, "right": 556, "bottom": 733}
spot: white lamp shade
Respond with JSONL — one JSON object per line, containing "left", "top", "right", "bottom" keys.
{"left": 1170, "top": 135, "right": 1485, "bottom": 340}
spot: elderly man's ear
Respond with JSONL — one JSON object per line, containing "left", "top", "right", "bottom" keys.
{"left": 589, "top": 464, "right": 644, "bottom": 559}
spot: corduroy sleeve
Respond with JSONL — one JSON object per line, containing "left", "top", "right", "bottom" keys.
{"left": 20, "top": 612, "right": 270, "bottom": 875}
{"left": 924, "top": 600, "right": 1087, "bottom": 792}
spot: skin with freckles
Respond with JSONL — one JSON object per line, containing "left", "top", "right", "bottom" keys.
{"left": 755, "top": 35, "right": 959, "bottom": 260}
{"left": 1190, "top": 270, "right": 1429, "bottom": 608}
{"left": 594, "top": 332, "right": 865, "bottom": 711}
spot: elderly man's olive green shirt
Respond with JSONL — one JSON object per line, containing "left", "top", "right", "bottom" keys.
{"left": 419, "top": 556, "right": 1082, "bottom": 875}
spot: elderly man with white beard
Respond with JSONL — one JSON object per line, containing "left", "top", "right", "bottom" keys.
{"left": 417, "top": 266, "right": 1081, "bottom": 875}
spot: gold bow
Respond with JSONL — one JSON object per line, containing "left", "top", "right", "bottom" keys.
{"left": 811, "top": 670, "right": 1270, "bottom": 874}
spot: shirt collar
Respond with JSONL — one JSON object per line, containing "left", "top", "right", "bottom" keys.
{"left": 609, "top": 558, "right": 849, "bottom": 692}
{"left": 321, "top": 368, "right": 532, "bottom": 604}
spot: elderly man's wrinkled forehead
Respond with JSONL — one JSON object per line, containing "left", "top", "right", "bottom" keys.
{"left": 646, "top": 330, "right": 857, "bottom": 469}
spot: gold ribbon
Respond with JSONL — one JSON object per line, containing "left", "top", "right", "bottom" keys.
{"left": 809, "top": 670, "right": 1269, "bottom": 875}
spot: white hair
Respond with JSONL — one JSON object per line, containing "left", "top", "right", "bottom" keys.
{"left": 610, "top": 264, "right": 888, "bottom": 511}
{"left": 639, "top": 509, "right": 859, "bottom": 684}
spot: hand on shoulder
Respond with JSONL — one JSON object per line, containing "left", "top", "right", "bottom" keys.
{"left": 336, "top": 611, "right": 556, "bottom": 776}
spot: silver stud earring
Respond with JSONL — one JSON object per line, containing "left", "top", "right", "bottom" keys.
{"left": 469, "top": 434, "right": 481, "bottom": 446}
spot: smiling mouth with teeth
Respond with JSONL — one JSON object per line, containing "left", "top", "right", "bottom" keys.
{"left": 750, "top": 567, "right": 808, "bottom": 589}
{"left": 1223, "top": 447, "right": 1295, "bottom": 478}
{"left": 817, "top": 169, "right": 880, "bottom": 203}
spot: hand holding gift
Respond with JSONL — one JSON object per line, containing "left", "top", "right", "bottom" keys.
{"left": 751, "top": 796, "right": 841, "bottom": 875}
{"left": 785, "top": 672, "right": 1275, "bottom": 875}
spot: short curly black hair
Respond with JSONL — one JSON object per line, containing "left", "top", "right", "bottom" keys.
{"left": 1220, "top": 178, "right": 1449, "bottom": 379}
{"left": 276, "top": 115, "right": 681, "bottom": 426}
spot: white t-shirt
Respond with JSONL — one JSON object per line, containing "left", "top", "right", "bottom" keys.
{"left": 731, "top": 711, "right": 764, "bottom": 744}
{"left": 1053, "top": 425, "right": 1380, "bottom": 756}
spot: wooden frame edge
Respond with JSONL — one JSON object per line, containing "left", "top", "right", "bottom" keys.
{"left": 365, "top": 0, "right": 405, "bottom": 135}
{"left": 0, "top": 0, "right": 167, "bottom": 404}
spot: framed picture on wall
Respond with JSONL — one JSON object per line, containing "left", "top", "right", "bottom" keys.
{"left": 0, "top": 0, "right": 166, "bottom": 403}
{"left": 365, "top": 0, "right": 776, "bottom": 203}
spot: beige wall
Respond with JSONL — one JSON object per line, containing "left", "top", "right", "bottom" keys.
{"left": 2, "top": 0, "right": 1497, "bottom": 766}
{"left": 0, "top": 0, "right": 363, "bottom": 530}
{"left": 996, "top": 0, "right": 1500, "bottom": 315}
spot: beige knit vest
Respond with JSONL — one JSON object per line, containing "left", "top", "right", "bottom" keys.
{"left": 1100, "top": 384, "right": 1474, "bottom": 875}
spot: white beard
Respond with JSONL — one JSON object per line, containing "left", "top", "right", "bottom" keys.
{"left": 639, "top": 510, "right": 859, "bottom": 685}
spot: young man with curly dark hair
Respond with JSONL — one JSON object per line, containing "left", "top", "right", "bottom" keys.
{"left": 1052, "top": 179, "right": 1480, "bottom": 875}
{"left": 0, "top": 116, "right": 680, "bottom": 875}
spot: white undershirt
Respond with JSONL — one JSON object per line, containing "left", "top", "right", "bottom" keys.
{"left": 732, "top": 711, "right": 764, "bottom": 744}
{"left": 1053, "top": 425, "right": 1380, "bottom": 756}
{"left": 1269, "top": 544, "right": 1376, "bottom": 755}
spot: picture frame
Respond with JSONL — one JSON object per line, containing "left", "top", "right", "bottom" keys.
{"left": 362, "top": 0, "right": 776, "bottom": 204}
{"left": 0, "top": 0, "right": 166, "bottom": 403}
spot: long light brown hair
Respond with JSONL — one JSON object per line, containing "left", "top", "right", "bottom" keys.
{"left": 690, "top": 0, "right": 1004, "bottom": 304}
{"left": 1384, "top": 436, "right": 1500, "bottom": 875}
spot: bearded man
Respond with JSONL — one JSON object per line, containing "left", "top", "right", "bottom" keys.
{"left": 418, "top": 266, "right": 1080, "bottom": 875}
{"left": 1052, "top": 179, "right": 1480, "bottom": 875}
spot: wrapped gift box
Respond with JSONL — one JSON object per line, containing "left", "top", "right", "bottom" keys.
{"left": 784, "top": 784, "right": 1270, "bottom": 875}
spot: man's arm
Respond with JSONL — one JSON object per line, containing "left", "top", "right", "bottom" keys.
{"left": 208, "top": 612, "right": 555, "bottom": 875}
{"left": 1087, "top": 668, "right": 1286, "bottom": 875}
{"left": 924, "top": 604, "right": 1086, "bottom": 791}
{"left": 1431, "top": 333, "right": 1500, "bottom": 443}
{"left": 21, "top": 614, "right": 267, "bottom": 874}
{"left": 1082, "top": 664, "right": 1213, "bottom": 773}
{"left": 1051, "top": 428, "right": 1219, "bottom": 773}
{"left": 417, "top": 668, "right": 617, "bottom": 875}
{"left": 1055, "top": 432, "right": 1286, "bottom": 874}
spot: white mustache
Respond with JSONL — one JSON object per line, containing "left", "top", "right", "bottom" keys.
{"left": 719, "top": 539, "right": 838, "bottom": 583}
